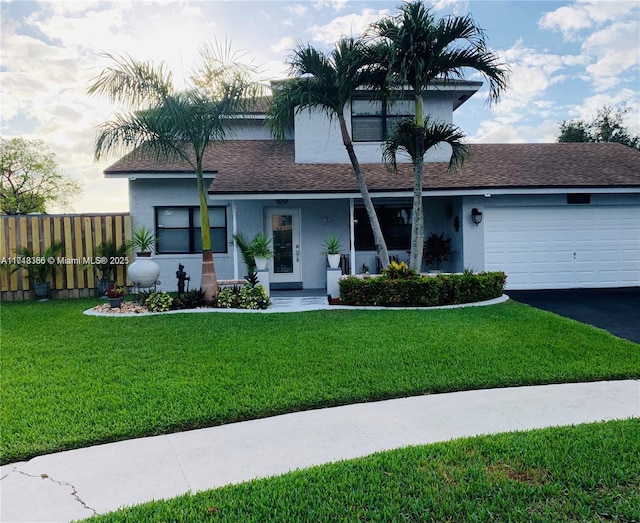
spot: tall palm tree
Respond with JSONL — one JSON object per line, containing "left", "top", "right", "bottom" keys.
{"left": 88, "top": 42, "right": 259, "bottom": 301}
{"left": 267, "top": 38, "right": 391, "bottom": 268}
{"left": 383, "top": 118, "right": 468, "bottom": 269}
{"left": 371, "top": 1, "right": 509, "bottom": 271}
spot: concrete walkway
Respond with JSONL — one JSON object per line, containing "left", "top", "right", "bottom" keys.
{"left": 84, "top": 294, "right": 510, "bottom": 316}
{"left": 1, "top": 380, "right": 638, "bottom": 523}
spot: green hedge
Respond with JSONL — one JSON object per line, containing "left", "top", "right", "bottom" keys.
{"left": 338, "top": 272, "right": 507, "bottom": 307}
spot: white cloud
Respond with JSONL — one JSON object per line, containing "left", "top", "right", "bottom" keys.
{"left": 583, "top": 21, "right": 640, "bottom": 90}
{"left": 566, "top": 88, "right": 640, "bottom": 133}
{"left": 539, "top": 5, "right": 592, "bottom": 39}
{"left": 261, "top": 59, "right": 291, "bottom": 81}
{"left": 432, "top": 0, "right": 469, "bottom": 16}
{"left": 313, "top": 0, "right": 348, "bottom": 12}
{"left": 538, "top": 2, "right": 639, "bottom": 93}
{"left": 181, "top": 4, "right": 203, "bottom": 17}
{"left": 309, "top": 8, "right": 390, "bottom": 44}
{"left": 45, "top": 1, "right": 104, "bottom": 16}
{"left": 471, "top": 117, "right": 560, "bottom": 144}
{"left": 27, "top": 5, "right": 130, "bottom": 51}
{"left": 539, "top": 0, "right": 639, "bottom": 40}
{"left": 270, "top": 36, "right": 295, "bottom": 54}
{"left": 495, "top": 41, "right": 589, "bottom": 114}
{"left": 286, "top": 4, "right": 308, "bottom": 16}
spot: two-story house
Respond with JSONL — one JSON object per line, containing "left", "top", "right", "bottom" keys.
{"left": 104, "top": 80, "right": 640, "bottom": 291}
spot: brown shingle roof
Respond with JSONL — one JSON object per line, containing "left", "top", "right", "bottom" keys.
{"left": 103, "top": 141, "right": 640, "bottom": 194}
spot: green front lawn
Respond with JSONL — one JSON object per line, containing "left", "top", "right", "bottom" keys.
{"left": 86, "top": 418, "right": 640, "bottom": 523}
{"left": 1, "top": 298, "right": 639, "bottom": 464}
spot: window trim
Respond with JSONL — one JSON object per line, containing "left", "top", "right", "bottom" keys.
{"left": 155, "top": 206, "right": 227, "bottom": 254}
{"left": 351, "top": 93, "right": 415, "bottom": 142}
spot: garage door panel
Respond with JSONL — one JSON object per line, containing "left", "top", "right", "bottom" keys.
{"left": 485, "top": 205, "right": 640, "bottom": 290}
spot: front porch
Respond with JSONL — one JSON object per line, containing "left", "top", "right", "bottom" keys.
{"left": 226, "top": 195, "right": 464, "bottom": 292}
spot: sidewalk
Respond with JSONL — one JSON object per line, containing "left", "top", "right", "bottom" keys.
{"left": 2, "top": 380, "right": 638, "bottom": 523}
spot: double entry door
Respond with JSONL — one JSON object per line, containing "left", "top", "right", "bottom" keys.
{"left": 265, "top": 208, "right": 301, "bottom": 287}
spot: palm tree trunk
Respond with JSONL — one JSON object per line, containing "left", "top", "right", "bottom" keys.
{"left": 200, "top": 250, "right": 218, "bottom": 302}
{"left": 196, "top": 169, "right": 219, "bottom": 302}
{"left": 409, "top": 128, "right": 425, "bottom": 272}
{"left": 338, "top": 116, "right": 390, "bottom": 269}
{"left": 409, "top": 93, "right": 426, "bottom": 272}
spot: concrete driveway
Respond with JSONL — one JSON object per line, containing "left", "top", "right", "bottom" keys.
{"left": 508, "top": 287, "right": 640, "bottom": 344}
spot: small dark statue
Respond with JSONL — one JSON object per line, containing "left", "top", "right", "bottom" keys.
{"left": 176, "top": 264, "right": 190, "bottom": 296}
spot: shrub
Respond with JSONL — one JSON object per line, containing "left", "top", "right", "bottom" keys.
{"left": 339, "top": 272, "right": 506, "bottom": 307}
{"left": 216, "top": 282, "right": 270, "bottom": 310}
{"left": 381, "top": 261, "right": 417, "bottom": 280}
{"left": 175, "top": 288, "right": 208, "bottom": 309}
{"left": 145, "top": 291, "right": 175, "bottom": 312}
{"left": 239, "top": 285, "right": 271, "bottom": 310}
{"left": 216, "top": 286, "right": 241, "bottom": 308}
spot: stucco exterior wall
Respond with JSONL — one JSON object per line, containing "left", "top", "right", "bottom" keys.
{"left": 129, "top": 179, "right": 353, "bottom": 291}
{"left": 128, "top": 178, "right": 233, "bottom": 292}
{"left": 294, "top": 93, "right": 455, "bottom": 164}
{"left": 129, "top": 176, "right": 639, "bottom": 290}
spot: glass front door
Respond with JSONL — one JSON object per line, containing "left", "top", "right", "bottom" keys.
{"left": 266, "top": 208, "right": 301, "bottom": 284}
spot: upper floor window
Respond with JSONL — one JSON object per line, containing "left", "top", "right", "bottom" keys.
{"left": 351, "top": 96, "right": 415, "bottom": 142}
{"left": 155, "top": 206, "right": 227, "bottom": 254}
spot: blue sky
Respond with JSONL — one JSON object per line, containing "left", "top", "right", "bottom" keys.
{"left": 1, "top": 0, "right": 638, "bottom": 213}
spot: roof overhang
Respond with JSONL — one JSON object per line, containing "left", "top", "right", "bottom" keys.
{"left": 106, "top": 171, "right": 218, "bottom": 180}
{"left": 208, "top": 186, "right": 640, "bottom": 201}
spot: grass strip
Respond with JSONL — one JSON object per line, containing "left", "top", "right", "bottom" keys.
{"left": 84, "top": 419, "right": 640, "bottom": 522}
{"left": 2, "top": 298, "right": 639, "bottom": 464}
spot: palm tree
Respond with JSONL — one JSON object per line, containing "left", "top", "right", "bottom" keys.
{"left": 383, "top": 118, "right": 468, "bottom": 173}
{"left": 383, "top": 117, "right": 468, "bottom": 270}
{"left": 371, "top": 1, "right": 509, "bottom": 271}
{"left": 88, "top": 42, "right": 260, "bottom": 301}
{"left": 267, "top": 38, "right": 391, "bottom": 268}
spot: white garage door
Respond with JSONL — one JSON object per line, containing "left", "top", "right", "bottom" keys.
{"left": 485, "top": 206, "right": 640, "bottom": 290}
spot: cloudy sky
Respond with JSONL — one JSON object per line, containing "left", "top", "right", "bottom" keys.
{"left": 1, "top": 0, "right": 639, "bottom": 213}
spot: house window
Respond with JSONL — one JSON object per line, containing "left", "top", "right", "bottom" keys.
{"left": 155, "top": 206, "right": 227, "bottom": 254}
{"left": 351, "top": 96, "right": 415, "bottom": 142}
{"left": 355, "top": 205, "right": 412, "bottom": 250}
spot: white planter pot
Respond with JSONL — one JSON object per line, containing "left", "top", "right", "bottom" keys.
{"left": 327, "top": 253, "right": 341, "bottom": 269}
{"left": 254, "top": 257, "right": 268, "bottom": 270}
{"left": 127, "top": 255, "right": 160, "bottom": 288}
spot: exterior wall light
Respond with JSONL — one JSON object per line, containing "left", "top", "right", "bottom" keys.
{"left": 471, "top": 208, "right": 483, "bottom": 226}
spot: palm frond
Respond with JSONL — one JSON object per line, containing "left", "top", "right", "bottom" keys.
{"left": 267, "top": 36, "right": 395, "bottom": 140}
{"left": 382, "top": 117, "right": 469, "bottom": 173}
{"left": 266, "top": 82, "right": 298, "bottom": 140}
{"left": 190, "top": 39, "right": 267, "bottom": 109}
{"left": 370, "top": 2, "right": 509, "bottom": 101}
{"left": 87, "top": 53, "right": 173, "bottom": 108}
{"left": 381, "top": 118, "right": 418, "bottom": 172}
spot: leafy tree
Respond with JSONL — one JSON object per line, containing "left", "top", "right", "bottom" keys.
{"left": 88, "top": 42, "right": 261, "bottom": 301}
{"left": 371, "top": 1, "right": 509, "bottom": 271}
{"left": 0, "top": 138, "right": 82, "bottom": 215}
{"left": 559, "top": 104, "right": 639, "bottom": 150}
{"left": 267, "top": 38, "right": 392, "bottom": 268}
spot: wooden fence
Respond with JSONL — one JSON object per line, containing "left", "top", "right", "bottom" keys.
{"left": 1, "top": 214, "right": 131, "bottom": 301}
